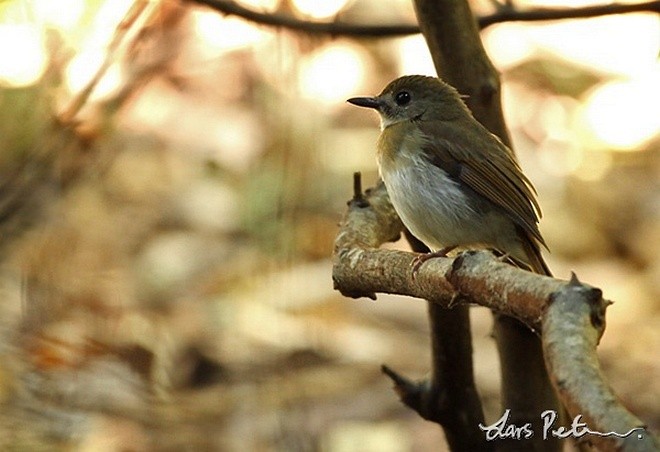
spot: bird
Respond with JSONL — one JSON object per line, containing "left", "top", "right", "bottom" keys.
{"left": 347, "top": 75, "right": 551, "bottom": 276}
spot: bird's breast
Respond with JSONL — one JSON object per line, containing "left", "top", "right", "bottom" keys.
{"left": 376, "top": 127, "right": 511, "bottom": 251}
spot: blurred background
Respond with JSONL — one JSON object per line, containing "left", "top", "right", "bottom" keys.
{"left": 0, "top": 0, "right": 657, "bottom": 450}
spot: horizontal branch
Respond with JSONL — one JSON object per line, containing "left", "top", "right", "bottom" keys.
{"left": 332, "top": 181, "right": 563, "bottom": 333}
{"left": 543, "top": 276, "right": 660, "bottom": 451}
{"left": 190, "top": 0, "right": 660, "bottom": 36}
{"left": 480, "top": 0, "right": 660, "bottom": 28}
{"left": 333, "top": 179, "right": 659, "bottom": 449}
{"left": 190, "top": 0, "right": 416, "bottom": 36}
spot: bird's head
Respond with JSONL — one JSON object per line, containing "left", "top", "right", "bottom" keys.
{"left": 348, "top": 75, "right": 469, "bottom": 129}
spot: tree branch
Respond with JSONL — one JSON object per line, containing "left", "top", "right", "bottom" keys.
{"left": 480, "top": 0, "right": 660, "bottom": 28}
{"left": 59, "top": 0, "right": 151, "bottom": 124}
{"left": 189, "top": 0, "right": 660, "bottom": 36}
{"left": 190, "top": 0, "right": 417, "bottom": 36}
{"left": 332, "top": 179, "right": 660, "bottom": 450}
{"left": 543, "top": 275, "right": 660, "bottom": 451}
{"left": 332, "top": 180, "right": 563, "bottom": 332}
{"left": 381, "top": 215, "right": 490, "bottom": 449}
{"left": 380, "top": 306, "right": 491, "bottom": 451}
{"left": 411, "top": 0, "right": 562, "bottom": 449}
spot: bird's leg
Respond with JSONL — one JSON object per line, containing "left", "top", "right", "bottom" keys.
{"left": 495, "top": 252, "right": 536, "bottom": 274}
{"left": 411, "top": 245, "right": 457, "bottom": 279}
{"left": 494, "top": 251, "right": 511, "bottom": 263}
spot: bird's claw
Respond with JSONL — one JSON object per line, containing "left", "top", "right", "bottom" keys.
{"left": 410, "top": 246, "right": 457, "bottom": 280}
{"left": 410, "top": 255, "right": 429, "bottom": 280}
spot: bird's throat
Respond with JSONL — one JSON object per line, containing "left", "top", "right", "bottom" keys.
{"left": 377, "top": 122, "right": 425, "bottom": 170}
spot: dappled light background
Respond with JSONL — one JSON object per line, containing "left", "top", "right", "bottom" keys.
{"left": 0, "top": 0, "right": 657, "bottom": 450}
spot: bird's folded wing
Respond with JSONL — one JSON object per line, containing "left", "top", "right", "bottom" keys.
{"left": 419, "top": 120, "right": 547, "bottom": 249}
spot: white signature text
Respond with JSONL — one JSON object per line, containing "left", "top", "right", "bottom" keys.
{"left": 479, "top": 409, "right": 646, "bottom": 441}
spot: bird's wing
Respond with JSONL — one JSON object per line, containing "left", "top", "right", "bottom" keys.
{"left": 419, "top": 119, "right": 547, "bottom": 248}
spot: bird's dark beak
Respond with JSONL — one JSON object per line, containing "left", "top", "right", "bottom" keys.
{"left": 347, "top": 96, "right": 381, "bottom": 110}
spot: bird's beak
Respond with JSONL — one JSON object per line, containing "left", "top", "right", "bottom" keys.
{"left": 347, "top": 96, "right": 381, "bottom": 110}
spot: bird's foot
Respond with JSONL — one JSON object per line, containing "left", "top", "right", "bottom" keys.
{"left": 411, "top": 246, "right": 457, "bottom": 280}
{"left": 495, "top": 251, "right": 519, "bottom": 268}
{"left": 495, "top": 252, "right": 511, "bottom": 263}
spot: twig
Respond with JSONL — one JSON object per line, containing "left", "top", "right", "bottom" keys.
{"left": 58, "top": 0, "right": 151, "bottom": 124}
{"left": 351, "top": 172, "right": 369, "bottom": 208}
{"left": 190, "top": 0, "right": 417, "bottom": 36}
{"left": 189, "top": 0, "right": 660, "bottom": 36}
{"left": 480, "top": 1, "right": 660, "bottom": 27}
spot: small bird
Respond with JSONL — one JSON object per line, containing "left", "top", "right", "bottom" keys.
{"left": 347, "top": 75, "right": 551, "bottom": 276}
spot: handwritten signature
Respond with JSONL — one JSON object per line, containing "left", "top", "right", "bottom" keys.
{"left": 479, "top": 409, "right": 646, "bottom": 441}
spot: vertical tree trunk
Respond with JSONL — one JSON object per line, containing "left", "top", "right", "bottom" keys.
{"left": 412, "top": 0, "right": 562, "bottom": 450}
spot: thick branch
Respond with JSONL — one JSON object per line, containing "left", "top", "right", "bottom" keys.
{"left": 332, "top": 182, "right": 563, "bottom": 332}
{"left": 411, "top": 0, "right": 562, "bottom": 448}
{"left": 404, "top": 1, "right": 506, "bottom": 448}
{"left": 491, "top": 315, "right": 562, "bottom": 451}
{"left": 381, "top": 226, "right": 490, "bottom": 449}
{"left": 189, "top": 0, "right": 660, "bottom": 36}
{"left": 333, "top": 179, "right": 660, "bottom": 449}
{"left": 543, "top": 275, "right": 660, "bottom": 451}
{"left": 413, "top": 0, "right": 509, "bottom": 140}
{"left": 381, "top": 305, "right": 490, "bottom": 451}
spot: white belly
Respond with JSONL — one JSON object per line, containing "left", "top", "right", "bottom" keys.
{"left": 378, "top": 151, "right": 516, "bottom": 253}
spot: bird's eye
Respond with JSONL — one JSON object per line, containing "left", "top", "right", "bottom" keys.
{"left": 395, "top": 91, "right": 411, "bottom": 106}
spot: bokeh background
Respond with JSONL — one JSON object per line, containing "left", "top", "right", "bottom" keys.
{"left": 0, "top": 0, "right": 657, "bottom": 450}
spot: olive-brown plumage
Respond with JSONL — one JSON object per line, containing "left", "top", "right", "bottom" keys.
{"left": 348, "top": 75, "right": 551, "bottom": 275}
